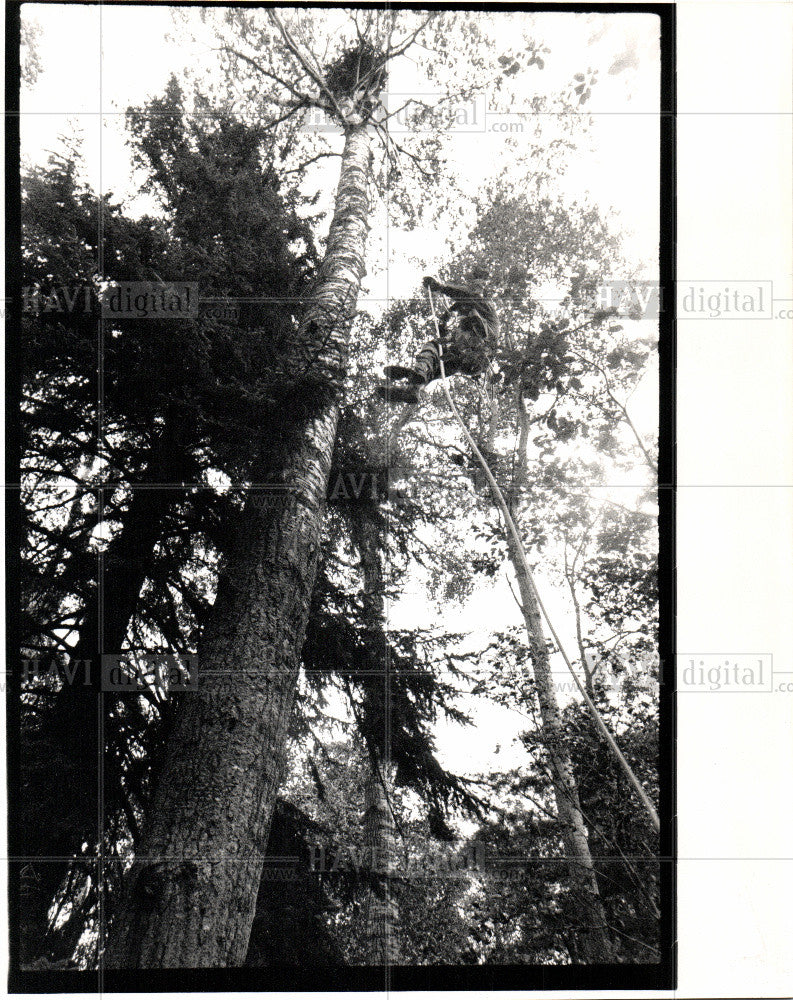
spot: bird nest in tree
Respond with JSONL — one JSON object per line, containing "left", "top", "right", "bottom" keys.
{"left": 325, "top": 42, "right": 388, "bottom": 102}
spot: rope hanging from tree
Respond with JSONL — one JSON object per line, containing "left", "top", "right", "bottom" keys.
{"left": 426, "top": 284, "right": 660, "bottom": 834}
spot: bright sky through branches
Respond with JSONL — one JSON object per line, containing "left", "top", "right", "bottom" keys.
{"left": 21, "top": 5, "right": 659, "bottom": 274}
{"left": 20, "top": 4, "right": 661, "bottom": 777}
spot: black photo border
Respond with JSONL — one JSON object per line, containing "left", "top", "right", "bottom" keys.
{"left": 5, "top": 0, "right": 676, "bottom": 992}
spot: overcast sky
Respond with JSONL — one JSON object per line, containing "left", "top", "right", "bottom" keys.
{"left": 21, "top": 5, "right": 660, "bottom": 269}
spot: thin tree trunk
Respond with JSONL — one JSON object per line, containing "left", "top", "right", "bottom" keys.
{"left": 362, "top": 767, "right": 400, "bottom": 965}
{"left": 506, "top": 536, "right": 614, "bottom": 963}
{"left": 350, "top": 516, "right": 402, "bottom": 964}
{"left": 105, "top": 124, "right": 372, "bottom": 968}
{"left": 426, "top": 295, "right": 615, "bottom": 963}
{"left": 504, "top": 392, "right": 611, "bottom": 960}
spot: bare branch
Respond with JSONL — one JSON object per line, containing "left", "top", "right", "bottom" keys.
{"left": 353, "top": 12, "right": 435, "bottom": 96}
{"left": 389, "top": 134, "right": 435, "bottom": 180}
{"left": 258, "top": 102, "right": 310, "bottom": 134}
{"left": 282, "top": 150, "right": 342, "bottom": 176}
{"left": 218, "top": 45, "right": 312, "bottom": 105}
{"left": 383, "top": 14, "right": 436, "bottom": 63}
{"left": 268, "top": 10, "right": 346, "bottom": 123}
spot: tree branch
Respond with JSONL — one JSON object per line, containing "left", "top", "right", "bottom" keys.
{"left": 282, "top": 150, "right": 342, "bottom": 176}
{"left": 218, "top": 45, "right": 313, "bottom": 106}
{"left": 268, "top": 10, "right": 347, "bottom": 124}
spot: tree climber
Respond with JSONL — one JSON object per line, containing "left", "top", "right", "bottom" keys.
{"left": 376, "top": 274, "right": 500, "bottom": 405}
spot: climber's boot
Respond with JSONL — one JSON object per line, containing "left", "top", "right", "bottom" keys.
{"left": 383, "top": 364, "right": 425, "bottom": 384}
{"left": 376, "top": 383, "right": 420, "bottom": 405}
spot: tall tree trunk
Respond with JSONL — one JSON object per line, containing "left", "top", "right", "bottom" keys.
{"left": 506, "top": 536, "right": 614, "bottom": 963}
{"left": 472, "top": 392, "right": 613, "bottom": 962}
{"left": 349, "top": 515, "right": 402, "bottom": 964}
{"left": 105, "top": 124, "right": 373, "bottom": 968}
{"left": 362, "top": 767, "right": 400, "bottom": 965}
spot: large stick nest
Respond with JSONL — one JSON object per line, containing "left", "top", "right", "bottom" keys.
{"left": 324, "top": 42, "right": 388, "bottom": 102}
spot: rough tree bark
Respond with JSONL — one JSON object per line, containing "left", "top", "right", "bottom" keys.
{"left": 350, "top": 516, "right": 402, "bottom": 964}
{"left": 105, "top": 124, "right": 372, "bottom": 968}
{"left": 362, "top": 767, "right": 401, "bottom": 965}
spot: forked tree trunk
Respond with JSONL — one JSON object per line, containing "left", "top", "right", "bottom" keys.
{"left": 506, "top": 536, "right": 614, "bottom": 963}
{"left": 106, "top": 124, "right": 372, "bottom": 968}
